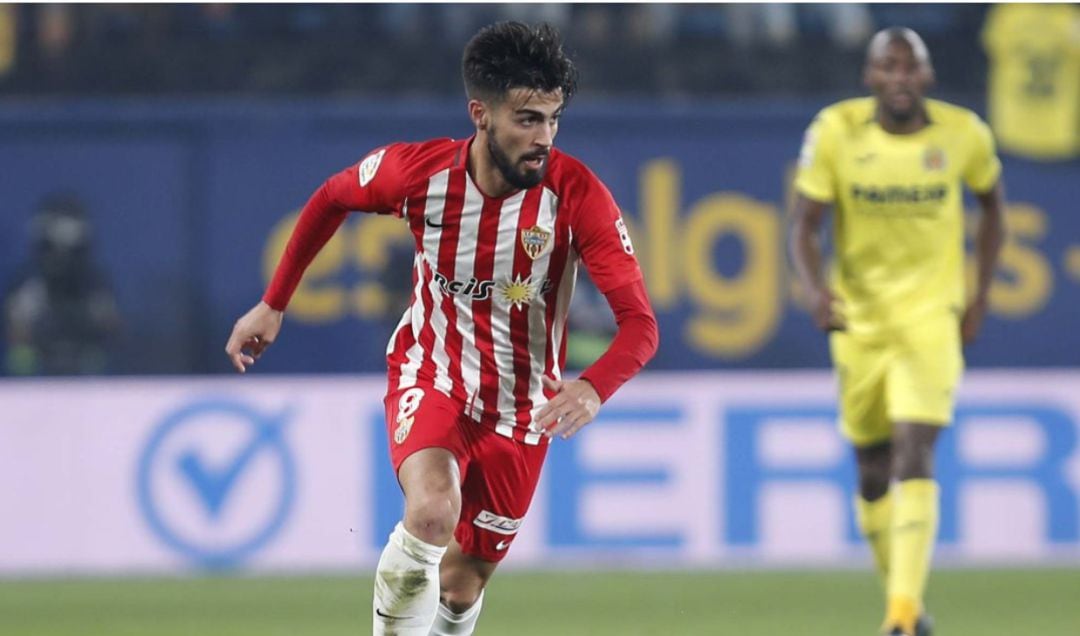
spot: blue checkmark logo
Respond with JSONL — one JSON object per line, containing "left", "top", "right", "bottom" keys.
{"left": 137, "top": 398, "right": 296, "bottom": 569}
{"left": 176, "top": 413, "right": 287, "bottom": 520}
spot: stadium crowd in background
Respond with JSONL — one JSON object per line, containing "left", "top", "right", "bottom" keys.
{"left": 1, "top": 3, "right": 993, "bottom": 97}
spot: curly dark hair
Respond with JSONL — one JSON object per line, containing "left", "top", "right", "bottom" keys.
{"left": 462, "top": 21, "right": 578, "bottom": 104}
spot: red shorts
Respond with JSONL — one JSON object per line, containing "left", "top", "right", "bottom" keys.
{"left": 384, "top": 385, "right": 548, "bottom": 562}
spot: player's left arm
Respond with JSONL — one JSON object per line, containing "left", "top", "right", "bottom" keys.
{"left": 538, "top": 279, "right": 658, "bottom": 439}
{"left": 965, "top": 181, "right": 1007, "bottom": 343}
{"left": 962, "top": 116, "right": 1009, "bottom": 344}
{"left": 535, "top": 175, "right": 659, "bottom": 439}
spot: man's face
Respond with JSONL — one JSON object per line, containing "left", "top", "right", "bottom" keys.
{"left": 864, "top": 39, "right": 933, "bottom": 123}
{"left": 484, "top": 88, "right": 564, "bottom": 190}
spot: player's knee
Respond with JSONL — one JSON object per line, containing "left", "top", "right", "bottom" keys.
{"left": 855, "top": 443, "right": 892, "bottom": 500}
{"left": 858, "top": 467, "right": 891, "bottom": 500}
{"left": 404, "top": 491, "right": 460, "bottom": 545}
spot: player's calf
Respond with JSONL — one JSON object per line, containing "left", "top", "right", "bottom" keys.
{"left": 374, "top": 522, "right": 448, "bottom": 635}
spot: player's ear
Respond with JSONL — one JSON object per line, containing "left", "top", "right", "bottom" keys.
{"left": 468, "top": 99, "right": 488, "bottom": 131}
{"left": 922, "top": 65, "right": 936, "bottom": 91}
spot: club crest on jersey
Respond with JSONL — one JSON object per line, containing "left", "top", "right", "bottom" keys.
{"left": 358, "top": 148, "right": 387, "bottom": 187}
{"left": 394, "top": 414, "right": 414, "bottom": 444}
{"left": 520, "top": 225, "right": 552, "bottom": 260}
{"left": 923, "top": 146, "right": 947, "bottom": 172}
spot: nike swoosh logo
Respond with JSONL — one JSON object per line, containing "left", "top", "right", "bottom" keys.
{"left": 375, "top": 608, "right": 412, "bottom": 621}
{"left": 496, "top": 540, "right": 510, "bottom": 550}
{"left": 425, "top": 218, "right": 447, "bottom": 228}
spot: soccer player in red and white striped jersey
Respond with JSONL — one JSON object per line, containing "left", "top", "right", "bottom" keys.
{"left": 226, "top": 22, "right": 658, "bottom": 636}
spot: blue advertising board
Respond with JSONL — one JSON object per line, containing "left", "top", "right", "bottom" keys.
{"left": 0, "top": 98, "right": 1076, "bottom": 374}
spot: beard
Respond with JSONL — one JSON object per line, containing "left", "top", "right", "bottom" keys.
{"left": 487, "top": 129, "right": 548, "bottom": 190}
{"left": 879, "top": 89, "right": 923, "bottom": 124}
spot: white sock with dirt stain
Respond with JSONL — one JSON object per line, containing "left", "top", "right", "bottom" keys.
{"left": 429, "top": 591, "right": 485, "bottom": 635}
{"left": 373, "top": 522, "right": 447, "bottom": 636}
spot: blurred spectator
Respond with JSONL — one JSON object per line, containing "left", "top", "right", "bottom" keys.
{"left": 0, "top": 3, "right": 992, "bottom": 98}
{"left": 570, "top": 4, "right": 676, "bottom": 50}
{"left": 0, "top": 4, "right": 15, "bottom": 78}
{"left": 3, "top": 194, "right": 121, "bottom": 375}
{"left": 32, "top": 3, "right": 77, "bottom": 87}
{"left": 982, "top": 3, "right": 1080, "bottom": 161}
{"left": 723, "top": 4, "right": 872, "bottom": 49}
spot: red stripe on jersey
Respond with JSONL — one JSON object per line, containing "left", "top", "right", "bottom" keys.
{"left": 414, "top": 256, "right": 439, "bottom": 387}
{"left": 387, "top": 182, "right": 430, "bottom": 390}
{"left": 509, "top": 187, "right": 543, "bottom": 433}
{"left": 470, "top": 195, "right": 504, "bottom": 426}
{"left": 541, "top": 218, "right": 572, "bottom": 392}
{"left": 435, "top": 169, "right": 468, "bottom": 400}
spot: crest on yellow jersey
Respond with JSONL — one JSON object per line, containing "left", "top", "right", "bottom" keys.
{"left": 923, "top": 146, "right": 947, "bottom": 172}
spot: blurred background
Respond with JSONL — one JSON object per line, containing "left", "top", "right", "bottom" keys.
{"left": 1, "top": 3, "right": 1078, "bottom": 636}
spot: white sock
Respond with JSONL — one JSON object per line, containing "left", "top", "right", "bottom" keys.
{"left": 373, "top": 522, "right": 448, "bottom": 636}
{"left": 429, "top": 591, "right": 485, "bottom": 636}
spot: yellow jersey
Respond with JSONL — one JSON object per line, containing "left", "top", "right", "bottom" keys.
{"left": 794, "top": 97, "right": 1002, "bottom": 336}
{"left": 982, "top": 3, "right": 1080, "bottom": 160}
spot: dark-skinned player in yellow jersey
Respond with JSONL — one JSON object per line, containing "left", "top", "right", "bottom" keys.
{"left": 789, "top": 28, "right": 1007, "bottom": 636}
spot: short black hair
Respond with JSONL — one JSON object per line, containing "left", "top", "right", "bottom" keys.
{"left": 462, "top": 21, "right": 578, "bottom": 104}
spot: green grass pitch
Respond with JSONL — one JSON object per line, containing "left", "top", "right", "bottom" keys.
{"left": 2, "top": 569, "right": 1078, "bottom": 635}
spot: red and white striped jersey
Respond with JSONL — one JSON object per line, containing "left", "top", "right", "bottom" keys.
{"left": 343, "top": 137, "right": 642, "bottom": 444}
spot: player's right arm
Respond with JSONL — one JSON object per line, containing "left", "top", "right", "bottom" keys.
{"left": 789, "top": 111, "right": 845, "bottom": 332}
{"left": 790, "top": 194, "right": 844, "bottom": 332}
{"left": 225, "top": 145, "right": 410, "bottom": 373}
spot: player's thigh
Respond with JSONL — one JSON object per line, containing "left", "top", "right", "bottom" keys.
{"left": 830, "top": 330, "right": 892, "bottom": 446}
{"left": 384, "top": 385, "right": 469, "bottom": 480}
{"left": 886, "top": 316, "right": 963, "bottom": 427}
{"left": 453, "top": 430, "right": 548, "bottom": 563}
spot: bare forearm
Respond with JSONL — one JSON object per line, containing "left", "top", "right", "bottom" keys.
{"left": 789, "top": 214, "right": 827, "bottom": 294}
{"left": 973, "top": 184, "right": 1008, "bottom": 302}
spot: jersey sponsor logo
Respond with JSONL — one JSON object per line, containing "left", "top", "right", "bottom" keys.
{"left": 434, "top": 272, "right": 551, "bottom": 305}
{"left": 433, "top": 272, "right": 496, "bottom": 300}
{"left": 615, "top": 217, "right": 635, "bottom": 255}
{"left": 923, "top": 146, "right": 947, "bottom": 172}
{"left": 498, "top": 274, "right": 551, "bottom": 309}
{"left": 851, "top": 182, "right": 948, "bottom": 203}
{"left": 473, "top": 510, "right": 523, "bottom": 535}
{"left": 520, "top": 225, "right": 552, "bottom": 260}
{"left": 358, "top": 148, "right": 387, "bottom": 187}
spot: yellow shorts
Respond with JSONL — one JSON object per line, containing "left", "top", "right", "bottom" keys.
{"left": 829, "top": 314, "right": 963, "bottom": 447}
